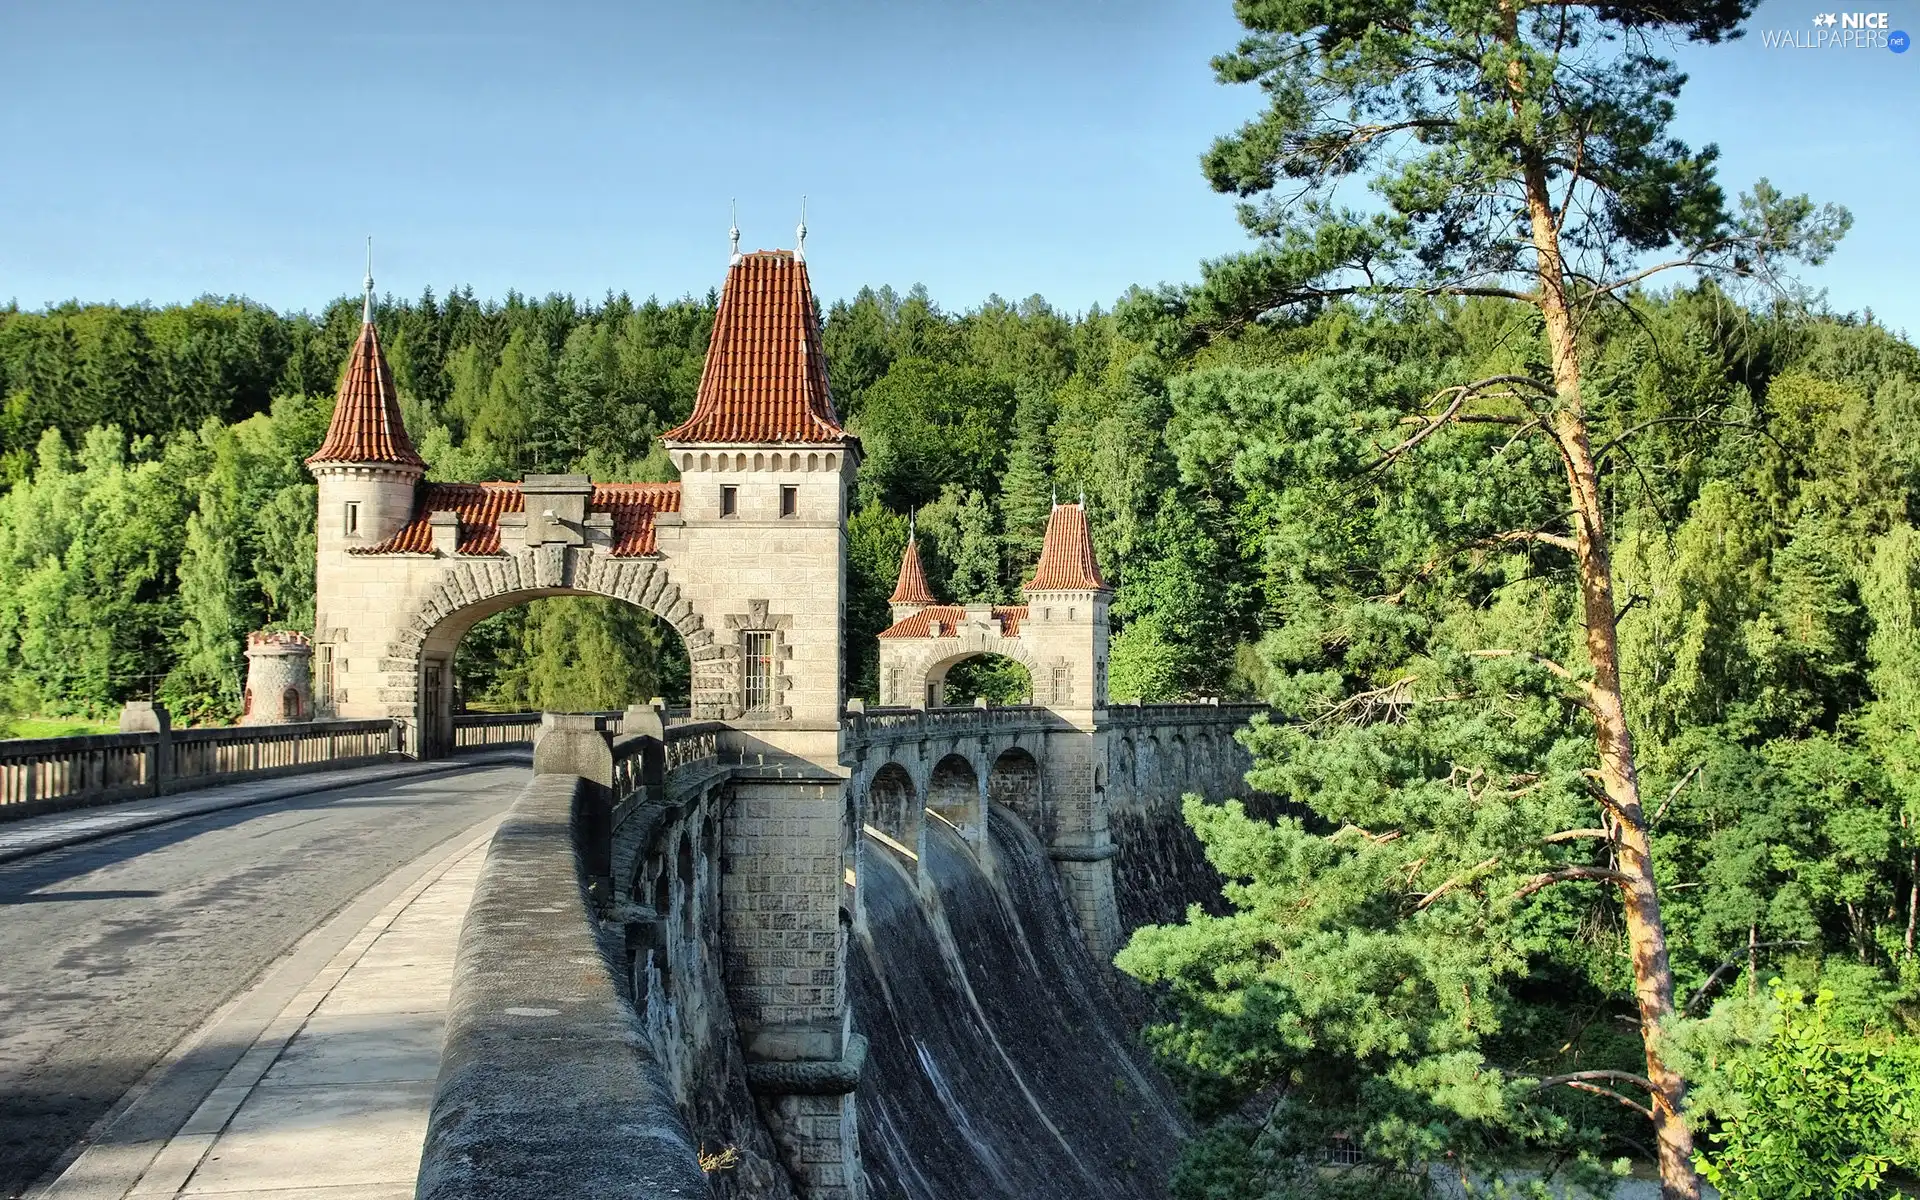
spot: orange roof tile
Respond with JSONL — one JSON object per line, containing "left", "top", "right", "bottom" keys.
{"left": 1025, "top": 503, "right": 1109, "bottom": 592}
{"left": 352, "top": 481, "right": 680, "bottom": 557}
{"left": 888, "top": 537, "right": 936, "bottom": 605}
{"left": 878, "top": 605, "right": 1028, "bottom": 639}
{"left": 307, "top": 320, "right": 426, "bottom": 469}
{"left": 662, "top": 250, "right": 847, "bottom": 445}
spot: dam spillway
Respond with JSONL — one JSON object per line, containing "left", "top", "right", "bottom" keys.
{"left": 852, "top": 807, "right": 1190, "bottom": 1200}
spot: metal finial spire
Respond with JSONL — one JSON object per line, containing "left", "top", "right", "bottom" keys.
{"left": 1051, "top": 485, "right": 1058, "bottom": 509}
{"left": 908, "top": 510, "right": 915, "bottom": 542}
{"left": 729, "top": 199, "right": 741, "bottom": 265}
{"left": 362, "top": 237, "right": 375, "bottom": 324}
{"left": 795, "top": 195, "right": 807, "bottom": 263}
{"left": 1078, "top": 489, "right": 1086, "bottom": 508}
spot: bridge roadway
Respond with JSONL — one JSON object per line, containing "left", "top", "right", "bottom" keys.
{"left": 0, "top": 762, "right": 525, "bottom": 1198}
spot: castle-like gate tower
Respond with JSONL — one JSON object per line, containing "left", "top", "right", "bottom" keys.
{"left": 308, "top": 243, "right": 856, "bottom": 763}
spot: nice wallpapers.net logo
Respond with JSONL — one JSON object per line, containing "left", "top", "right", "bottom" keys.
{"left": 1760, "top": 11, "right": 1911, "bottom": 49}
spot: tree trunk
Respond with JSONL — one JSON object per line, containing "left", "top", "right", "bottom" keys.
{"left": 1748, "top": 923, "right": 1759, "bottom": 999}
{"left": 1520, "top": 154, "right": 1701, "bottom": 1200}
{"left": 1906, "top": 851, "right": 1916, "bottom": 959}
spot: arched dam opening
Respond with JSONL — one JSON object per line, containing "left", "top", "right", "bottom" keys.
{"left": 852, "top": 806, "right": 1191, "bottom": 1200}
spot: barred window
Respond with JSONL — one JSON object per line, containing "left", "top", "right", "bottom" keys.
{"left": 316, "top": 645, "right": 334, "bottom": 707}
{"left": 743, "top": 631, "right": 774, "bottom": 711}
{"left": 1324, "top": 1135, "right": 1362, "bottom": 1166}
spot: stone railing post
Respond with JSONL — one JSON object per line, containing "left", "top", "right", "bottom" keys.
{"left": 533, "top": 713, "right": 616, "bottom": 903}
{"left": 118, "top": 701, "right": 172, "bottom": 796}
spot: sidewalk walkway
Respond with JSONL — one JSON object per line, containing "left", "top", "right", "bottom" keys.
{"left": 40, "top": 822, "right": 499, "bottom": 1200}
{"left": 0, "top": 753, "right": 523, "bottom": 866}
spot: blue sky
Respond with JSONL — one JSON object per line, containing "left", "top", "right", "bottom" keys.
{"left": 2, "top": 0, "right": 1914, "bottom": 335}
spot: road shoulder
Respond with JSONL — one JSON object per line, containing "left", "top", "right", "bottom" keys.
{"left": 26, "top": 813, "right": 505, "bottom": 1200}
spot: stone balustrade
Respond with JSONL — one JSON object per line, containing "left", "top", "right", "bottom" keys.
{"left": 0, "top": 715, "right": 398, "bottom": 818}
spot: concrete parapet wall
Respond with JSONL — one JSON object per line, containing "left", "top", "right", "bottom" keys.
{"left": 415, "top": 771, "right": 712, "bottom": 1200}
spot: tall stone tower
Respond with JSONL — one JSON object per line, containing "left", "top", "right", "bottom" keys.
{"left": 655, "top": 242, "right": 859, "bottom": 763}
{"left": 1019, "top": 500, "right": 1111, "bottom": 723}
{"left": 305, "top": 263, "right": 427, "bottom": 720}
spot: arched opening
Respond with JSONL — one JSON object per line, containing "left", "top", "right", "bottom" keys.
{"left": 866, "top": 762, "right": 919, "bottom": 858}
{"left": 925, "top": 653, "right": 1032, "bottom": 708}
{"left": 987, "top": 746, "right": 1048, "bottom": 842}
{"left": 455, "top": 595, "right": 691, "bottom": 714}
{"left": 927, "top": 753, "right": 982, "bottom": 843}
{"left": 282, "top": 688, "right": 302, "bottom": 720}
{"left": 408, "top": 584, "right": 697, "bottom": 757}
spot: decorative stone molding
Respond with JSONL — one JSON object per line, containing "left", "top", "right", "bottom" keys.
{"left": 380, "top": 545, "right": 728, "bottom": 720}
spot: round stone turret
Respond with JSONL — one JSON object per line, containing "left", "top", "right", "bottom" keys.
{"left": 242, "top": 631, "right": 314, "bottom": 725}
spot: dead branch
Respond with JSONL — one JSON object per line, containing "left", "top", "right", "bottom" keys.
{"left": 1492, "top": 528, "right": 1579, "bottom": 554}
{"left": 1648, "top": 764, "right": 1703, "bottom": 828}
{"left": 1309, "top": 675, "right": 1419, "bottom": 729}
{"left": 1512, "top": 865, "right": 1633, "bottom": 900}
{"left": 1544, "top": 828, "right": 1615, "bottom": 844}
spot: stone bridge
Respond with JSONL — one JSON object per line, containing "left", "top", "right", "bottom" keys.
{"left": 842, "top": 701, "right": 1260, "bottom": 957}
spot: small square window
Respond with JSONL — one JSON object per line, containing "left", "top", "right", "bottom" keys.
{"left": 344, "top": 501, "right": 360, "bottom": 536}
{"left": 780, "top": 485, "right": 798, "bottom": 518}
{"left": 720, "top": 486, "right": 738, "bottom": 518}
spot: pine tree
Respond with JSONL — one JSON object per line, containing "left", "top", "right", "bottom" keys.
{"left": 1118, "top": 1, "right": 1851, "bottom": 1190}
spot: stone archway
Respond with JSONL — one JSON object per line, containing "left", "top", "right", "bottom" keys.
{"left": 892, "top": 644, "right": 1046, "bottom": 710}
{"left": 382, "top": 545, "right": 722, "bottom": 756}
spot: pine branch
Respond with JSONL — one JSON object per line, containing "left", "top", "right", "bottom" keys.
{"left": 1512, "top": 865, "right": 1632, "bottom": 900}
{"left": 1467, "top": 648, "right": 1597, "bottom": 711}
{"left": 1414, "top": 856, "right": 1503, "bottom": 910}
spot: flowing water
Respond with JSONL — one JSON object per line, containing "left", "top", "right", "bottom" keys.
{"left": 852, "top": 806, "right": 1189, "bottom": 1200}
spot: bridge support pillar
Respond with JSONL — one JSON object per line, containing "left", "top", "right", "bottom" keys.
{"left": 723, "top": 771, "right": 865, "bottom": 1199}
{"left": 1039, "top": 726, "right": 1124, "bottom": 962}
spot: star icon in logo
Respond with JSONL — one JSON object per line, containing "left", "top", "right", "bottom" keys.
{"left": 1818, "top": 12, "right": 1838, "bottom": 25}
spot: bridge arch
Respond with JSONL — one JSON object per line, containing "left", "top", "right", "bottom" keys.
{"left": 986, "top": 746, "right": 1048, "bottom": 842}
{"left": 380, "top": 547, "right": 724, "bottom": 755}
{"left": 864, "top": 761, "right": 920, "bottom": 861}
{"left": 927, "top": 753, "right": 984, "bottom": 844}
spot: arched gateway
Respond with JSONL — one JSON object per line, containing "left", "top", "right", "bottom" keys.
{"left": 306, "top": 244, "right": 855, "bottom": 758}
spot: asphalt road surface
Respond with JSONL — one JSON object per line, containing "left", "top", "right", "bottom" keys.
{"left": 0, "top": 763, "right": 526, "bottom": 1197}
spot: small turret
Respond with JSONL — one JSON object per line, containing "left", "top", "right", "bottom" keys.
{"left": 888, "top": 523, "right": 936, "bottom": 623}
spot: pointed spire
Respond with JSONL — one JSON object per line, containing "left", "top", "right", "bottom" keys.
{"left": 889, "top": 530, "right": 936, "bottom": 606}
{"left": 1026, "top": 501, "right": 1110, "bottom": 593}
{"left": 795, "top": 195, "right": 808, "bottom": 263}
{"left": 662, "top": 242, "right": 846, "bottom": 444}
{"left": 729, "top": 199, "right": 741, "bottom": 266}
{"left": 307, "top": 245, "right": 425, "bottom": 471}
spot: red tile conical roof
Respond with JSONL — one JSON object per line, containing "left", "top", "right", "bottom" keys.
{"left": 1025, "top": 502, "right": 1110, "bottom": 592}
{"left": 888, "top": 537, "right": 936, "bottom": 605}
{"left": 662, "top": 250, "right": 847, "bottom": 444}
{"left": 307, "top": 319, "right": 426, "bottom": 469}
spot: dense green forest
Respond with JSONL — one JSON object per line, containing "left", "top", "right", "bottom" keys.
{"left": 3, "top": 274, "right": 1916, "bottom": 1190}
{"left": 5, "top": 0, "right": 1920, "bottom": 1189}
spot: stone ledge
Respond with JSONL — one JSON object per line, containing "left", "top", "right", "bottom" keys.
{"left": 415, "top": 772, "right": 710, "bottom": 1200}
{"left": 744, "top": 1034, "right": 869, "bottom": 1096}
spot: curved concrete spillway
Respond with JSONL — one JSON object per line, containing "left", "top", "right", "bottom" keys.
{"left": 853, "top": 807, "right": 1190, "bottom": 1200}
